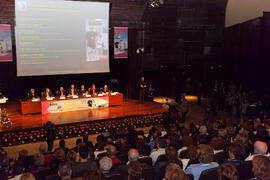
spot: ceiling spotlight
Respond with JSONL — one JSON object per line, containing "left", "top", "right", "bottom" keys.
{"left": 150, "top": 0, "right": 160, "bottom": 7}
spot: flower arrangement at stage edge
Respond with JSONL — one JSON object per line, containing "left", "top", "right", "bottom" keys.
{"left": 0, "top": 108, "right": 12, "bottom": 128}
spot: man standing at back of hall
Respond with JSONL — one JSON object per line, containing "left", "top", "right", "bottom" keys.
{"left": 138, "top": 76, "right": 147, "bottom": 104}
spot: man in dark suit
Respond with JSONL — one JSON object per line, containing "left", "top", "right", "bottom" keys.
{"left": 56, "top": 86, "right": 67, "bottom": 97}
{"left": 88, "top": 84, "right": 98, "bottom": 95}
{"left": 78, "top": 85, "right": 87, "bottom": 95}
{"left": 67, "top": 84, "right": 78, "bottom": 96}
{"left": 138, "top": 77, "right": 147, "bottom": 104}
{"left": 27, "top": 88, "right": 39, "bottom": 100}
{"left": 42, "top": 88, "right": 54, "bottom": 98}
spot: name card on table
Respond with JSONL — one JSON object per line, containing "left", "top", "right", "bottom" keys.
{"left": 32, "top": 98, "right": 40, "bottom": 102}
{"left": 46, "top": 97, "right": 55, "bottom": 101}
{"left": 85, "top": 94, "right": 91, "bottom": 97}
{"left": 72, "top": 95, "right": 79, "bottom": 98}
{"left": 60, "top": 96, "right": 66, "bottom": 100}
{"left": 110, "top": 92, "right": 118, "bottom": 96}
{"left": 0, "top": 97, "right": 8, "bottom": 104}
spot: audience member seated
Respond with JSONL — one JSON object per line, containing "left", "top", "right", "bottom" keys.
{"left": 165, "top": 163, "right": 189, "bottom": 180}
{"left": 50, "top": 149, "right": 66, "bottom": 174}
{"left": 127, "top": 161, "right": 143, "bottom": 180}
{"left": 72, "top": 139, "right": 83, "bottom": 153}
{"left": 154, "top": 146, "right": 183, "bottom": 180}
{"left": 39, "top": 144, "right": 54, "bottom": 167}
{"left": 71, "top": 145, "right": 97, "bottom": 178}
{"left": 66, "top": 150, "right": 77, "bottom": 166}
{"left": 181, "top": 145, "right": 199, "bottom": 170}
{"left": 226, "top": 143, "right": 245, "bottom": 164}
{"left": 249, "top": 155, "right": 270, "bottom": 180}
{"left": 107, "top": 145, "right": 121, "bottom": 164}
{"left": 30, "top": 153, "right": 47, "bottom": 175}
{"left": 99, "top": 157, "right": 112, "bottom": 176}
{"left": 185, "top": 144, "right": 219, "bottom": 180}
{"left": 55, "top": 140, "right": 69, "bottom": 154}
{"left": 178, "top": 136, "right": 194, "bottom": 158}
{"left": 95, "top": 135, "right": 107, "bottom": 159}
{"left": 19, "top": 172, "right": 36, "bottom": 180}
{"left": 210, "top": 137, "right": 227, "bottom": 165}
{"left": 196, "top": 126, "right": 210, "bottom": 145}
{"left": 8, "top": 159, "right": 25, "bottom": 180}
{"left": 217, "top": 163, "right": 238, "bottom": 180}
{"left": 83, "top": 169, "right": 104, "bottom": 180}
{"left": 58, "top": 162, "right": 82, "bottom": 180}
{"left": 150, "top": 138, "right": 167, "bottom": 166}
{"left": 18, "top": 149, "right": 34, "bottom": 172}
{"left": 245, "top": 141, "right": 270, "bottom": 161}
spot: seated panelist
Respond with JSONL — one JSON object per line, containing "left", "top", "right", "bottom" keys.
{"left": 88, "top": 84, "right": 98, "bottom": 95}
{"left": 27, "top": 88, "right": 39, "bottom": 99}
{"left": 42, "top": 88, "right": 54, "bottom": 99}
{"left": 100, "top": 84, "right": 110, "bottom": 93}
{"left": 67, "top": 84, "right": 78, "bottom": 96}
{"left": 78, "top": 85, "right": 87, "bottom": 95}
{"left": 56, "top": 86, "right": 66, "bottom": 97}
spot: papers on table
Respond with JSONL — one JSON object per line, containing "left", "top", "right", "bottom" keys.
{"left": 98, "top": 93, "right": 104, "bottom": 96}
{"left": 72, "top": 95, "right": 79, "bottom": 98}
{"left": 0, "top": 97, "right": 8, "bottom": 104}
{"left": 46, "top": 97, "right": 55, "bottom": 101}
{"left": 85, "top": 94, "right": 91, "bottom": 97}
{"left": 60, "top": 96, "right": 66, "bottom": 100}
{"left": 110, "top": 92, "right": 118, "bottom": 96}
{"left": 31, "top": 98, "right": 40, "bottom": 102}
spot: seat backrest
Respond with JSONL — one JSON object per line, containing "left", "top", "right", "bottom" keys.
{"left": 34, "top": 168, "right": 51, "bottom": 180}
{"left": 235, "top": 161, "right": 253, "bottom": 180}
{"left": 213, "top": 151, "right": 228, "bottom": 165}
{"left": 198, "top": 167, "right": 218, "bottom": 180}
{"left": 187, "top": 173, "right": 194, "bottom": 180}
{"left": 139, "top": 157, "right": 152, "bottom": 167}
{"left": 104, "top": 173, "right": 124, "bottom": 180}
{"left": 142, "top": 166, "right": 154, "bottom": 180}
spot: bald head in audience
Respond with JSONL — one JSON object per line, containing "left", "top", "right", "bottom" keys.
{"left": 128, "top": 148, "right": 139, "bottom": 162}
{"left": 254, "top": 141, "right": 268, "bottom": 155}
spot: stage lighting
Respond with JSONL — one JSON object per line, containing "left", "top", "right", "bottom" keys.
{"left": 150, "top": 0, "right": 160, "bottom": 7}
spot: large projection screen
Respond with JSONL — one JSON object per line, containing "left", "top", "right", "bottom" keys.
{"left": 15, "top": 0, "right": 110, "bottom": 76}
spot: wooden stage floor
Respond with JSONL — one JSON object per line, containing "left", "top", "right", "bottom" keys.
{"left": 0, "top": 99, "right": 167, "bottom": 132}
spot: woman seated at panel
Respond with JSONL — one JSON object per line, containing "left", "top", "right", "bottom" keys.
{"left": 27, "top": 88, "right": 39, "bottom": 100}
{"left": 100, "top": 84, "right": 110, "bottom": 93}
{"left": 56, "top": 86, "right": 67, "bottom": 97}
{"left": 42, "top": 88, "right": 54, "bottom": 99}
{"left": 88, "top": 84, "right": 98, "bottom": 95}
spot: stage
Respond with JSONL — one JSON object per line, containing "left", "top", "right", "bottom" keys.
{"left": 0, "top": 99, "right": 167, "bottom": 146}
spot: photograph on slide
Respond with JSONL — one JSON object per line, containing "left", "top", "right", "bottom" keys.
{"left": 85, "top": 19, "right": 108, "bottom": 62}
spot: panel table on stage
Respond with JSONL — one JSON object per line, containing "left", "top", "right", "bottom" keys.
{"left": 20, "top": 99, "right": 42, "bottom": 115}
{"left": 20, "top": 93, "right": 123, "bottom": 115}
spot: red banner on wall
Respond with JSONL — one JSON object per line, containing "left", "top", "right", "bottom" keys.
{"left": 0, "top": 24, "right": 13, "bottom": 62}
{"left": 114, "top": 27, "right": 128, "bottom": 59}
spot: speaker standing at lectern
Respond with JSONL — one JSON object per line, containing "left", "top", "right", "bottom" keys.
{"left": 138, "top": 76, "right": 147, "bottom": 104}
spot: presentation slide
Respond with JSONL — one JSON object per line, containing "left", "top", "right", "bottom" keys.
{"left": 15, "top": 0, "right": 110, "bottom": 76}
